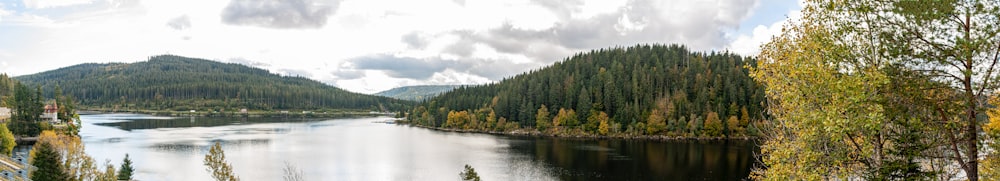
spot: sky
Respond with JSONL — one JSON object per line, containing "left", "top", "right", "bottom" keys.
{"left": 0, "top": 0, "right": 801, "bottom": 94}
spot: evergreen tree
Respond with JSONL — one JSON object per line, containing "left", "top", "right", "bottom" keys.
{"left": 14, "top": 55, "right": 412, "bottom": 112}
{"left": 118, "top": 154, "right": 135, "bottom": 180}
{"left": 10, "top": 83, "right": 42, "bottom": 136}
{"left": 688, "top": 114, "right": 702, "bottom": 136}
{"left": 406, "top": 44, "right": 765, "bottom": 137}
{"left": 31, "top": 142, "right": 68, "bottom": 181}
{"left": 577, "top": 87, "right": 591, "bottom": 122}
{"left": 459, "top": 164, "right": 481, "bottom": 181}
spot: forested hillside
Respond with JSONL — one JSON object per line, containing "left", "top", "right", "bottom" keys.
{"left": 375, "top": 85, "right": 462, "bottom": 101}
{"left": 408, "top": 44, "right": 766, "bottom": 137}
{"left": 16, "top": 55, "right": 410, "bottom": 111}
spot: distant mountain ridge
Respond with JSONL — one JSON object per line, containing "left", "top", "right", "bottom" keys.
{"left": 375, "top": 85, "right": 463, "bottom": 101}
{"left": 15, "top": 55, "right": 411, "bottom": 111}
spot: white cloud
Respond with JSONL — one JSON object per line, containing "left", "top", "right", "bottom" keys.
{"left": 22, "top": 0, "right": 95, "bottom": 9}
{"left": 220, "top": 0, "right": 341, "bottom": 29}
{"left": 726, "top": 7, "right": 801, "bottom": 56}
{"left": 727, "top": 24, "right": 779, "bottom": 56}
{"left": 166, "top": 15, "right": 191, "bottom": 30}
{"left": 613, "top": 13, "right": 646, "bottom": 35}
{"left": 0, "top": 4, "right": 9, "bottom": 22}
{"left": 0, "top": 0, "right": 800, "bottom": 94}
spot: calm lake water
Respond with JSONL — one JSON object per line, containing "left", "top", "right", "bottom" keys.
{"left": 78, "top": 114, "right": 758, "bottom": 180}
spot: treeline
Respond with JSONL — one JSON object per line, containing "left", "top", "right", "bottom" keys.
{"left": 16, "top": 55, "right": 412, "bottom": 112}
{"left": 408, "top": 44, "right": 766, "bottom": 137}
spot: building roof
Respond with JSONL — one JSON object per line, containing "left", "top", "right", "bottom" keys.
{"left": 44, "top": 103, "right": 58, "bottom": 113}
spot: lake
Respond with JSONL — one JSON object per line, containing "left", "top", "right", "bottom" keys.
{"left": 78, "top": 114, "right": 758, "bottom": 180}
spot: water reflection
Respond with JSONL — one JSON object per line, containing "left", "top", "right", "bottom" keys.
{"left": 80, "top": 114, "right": 756, "bottom": 181}
{"left": 509, "top": 138, "right": 757, "bottom": 180}
{"left": 94, "top": 116, "right": 318, "bottom": 131}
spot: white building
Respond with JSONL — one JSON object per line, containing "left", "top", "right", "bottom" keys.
{"left": 40, "top": 102, "right": 59, "bottom": 123}
{"left": 0, "top": 107, "right": 10, "bottom": 121}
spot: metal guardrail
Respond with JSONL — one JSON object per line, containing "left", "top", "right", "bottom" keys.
{"left": 0, "top": 153, "right": 31, "bottom": 181}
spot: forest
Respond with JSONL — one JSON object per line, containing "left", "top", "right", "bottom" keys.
{"left": 407, "top": 44, "right": 766, "bottom": 137}
{"left": 14, "top": 55, "right": 412, "bottom": 112}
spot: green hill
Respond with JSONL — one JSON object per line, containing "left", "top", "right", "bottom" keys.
{"left": 15, "top": 55, "right": 411, "bottom": 112}
{"left": 408, "top": 44, "right": 766, "bottom": 137}
{"left": 375, "top": 85, "right": 462, "bottom": 101}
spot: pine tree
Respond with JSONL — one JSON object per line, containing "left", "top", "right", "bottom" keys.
{"left": 31, "top": 142, "right": 69, "bottom": 181}
{"left": 459, "top": 164, "right": 481, "bottom": 181}
{"left": 577, "top": 87, "right": 591, "bottom": 122}
{"left": 118, "top": 153, "right": 135, "bottom": 180}
{"left": 405, "top": 44, "right": 766, "bottom": 138}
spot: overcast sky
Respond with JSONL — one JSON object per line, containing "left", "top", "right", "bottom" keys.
{"left": 0, "top": 0, "right": 800, "bottom": 94}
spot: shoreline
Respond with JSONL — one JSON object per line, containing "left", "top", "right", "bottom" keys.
{"left": 78, "top": 109, "right": 394, "bottom": 119}
{"left": 403, "top": 122, "right": 758, "bottom": 142}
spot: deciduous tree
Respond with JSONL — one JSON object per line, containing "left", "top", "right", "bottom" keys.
{"left": 703, "top": 111, "right": 722, "bottom": 137}
{"left": 0, "top": 124, "right": 15, "bottom": 156}
{"left": 726, "top": 116, "right": 741, "bottom": 137}
{"left": 204, "top": 142, "right": 239, "bottom": 181}
{"left": 751, "top": 0, "right": 1000, "bottom": 180}
{"left": 536, "top": 105, "right": 551, "bottom": 132}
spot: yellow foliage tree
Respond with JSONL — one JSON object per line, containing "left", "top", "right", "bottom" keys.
{"left": 597, "top": 112, "right": 611, "bottom": 136}
{"left": 551, "top": 109, "right": 561, "bottom": 130}
{"left": 536, "top": 105, "right": 551, "bottom": 132}
{"left": 552, "top": 108, "right": 578, "bottom": 132}
{"left": 646, "top": 97, "right": 670, "bottom": 135}
{"left": 749, "top": 0, "right": 1000, "bottom": 180}
{"left": 597, "top": 119, "right": 611, "bottom": 135}
{"left": 485, "top": 110, "right": 497, "bottom": 130}
{"left": 702, "top": 111, "right": 722, "bottom": 137}
{"left": 726, "top": 116, "right": 741, "bottom": 136}
{"left": 739, "top": 106, "right": 750, "bottom": 130}
{"left": 983, "top": 96, "right": 1000, "bottom": 180}
{"left": 446, "top": 110, "right": 473, "bottom": 129}
{"left": 749, "top": 1, "right": 890, "bottom": 179}
{"left": 204, "top": 142, "right": 239, "bottom": 181}
{"left": 31, "top": 130, "right": 111, "bottom": 180}
{"left": 0, "top": 123, "right": 15, "bottom": 156}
